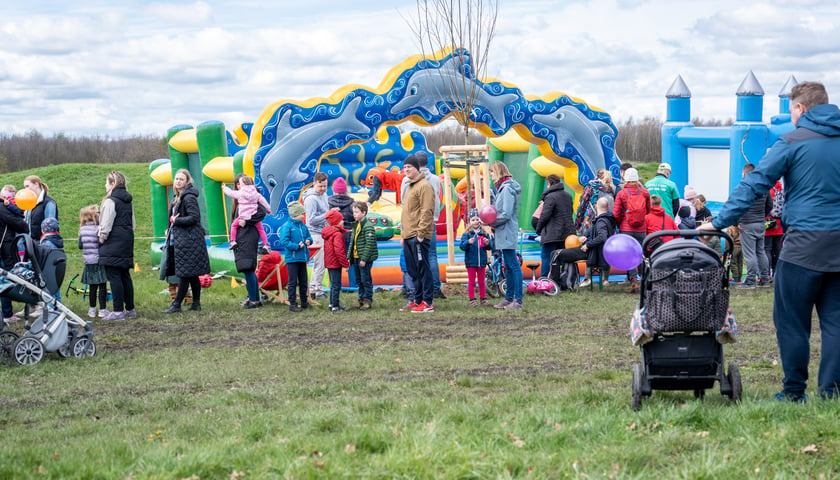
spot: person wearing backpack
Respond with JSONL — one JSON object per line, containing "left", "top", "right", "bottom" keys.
{"left": 612, "top": 167, "right": 650, "bottom": 293}
{"left": 764, "top": 180, "right": 785, "bottom": 277}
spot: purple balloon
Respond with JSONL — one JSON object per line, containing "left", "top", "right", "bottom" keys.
{"left": 603, "top": 234, "right": 643, "bottom": 271}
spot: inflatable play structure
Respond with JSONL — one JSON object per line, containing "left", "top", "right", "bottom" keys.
{"left": 661, "top": 72, "right": 798, "bottom": 209}
{"left": 148, "top": 47, "right": 619, "bottom": 285}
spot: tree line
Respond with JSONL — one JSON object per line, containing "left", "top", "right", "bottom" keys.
{"left": 0, "top": 118, "right": 730, "bottom": 174}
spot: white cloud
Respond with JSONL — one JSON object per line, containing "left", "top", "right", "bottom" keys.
{"left": 146, "top": 1, "right": 214, "bottom": 25}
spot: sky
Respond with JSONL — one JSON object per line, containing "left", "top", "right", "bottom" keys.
{"left": 1, "top": 0, "right": 839, "bottom": 138}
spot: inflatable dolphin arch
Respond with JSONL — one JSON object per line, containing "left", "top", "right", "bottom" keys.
{"left": 244, "top": 46, "right": 619, "bottom": 248}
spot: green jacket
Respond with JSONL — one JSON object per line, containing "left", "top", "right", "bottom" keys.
{"left": 644, "top": 175, "right": 680, "bottom": 218}
{"left": 348, "top": 218, "right": 379, "bottom": 263}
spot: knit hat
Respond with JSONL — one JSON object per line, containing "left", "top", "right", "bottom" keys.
{"left": 41, "top": 217, "right": 59, "bottom": 233}
{"left": 403, "top": 154, "right": 420, "bottom": 170}
{"left": 624, "top": 167, "right": 639, "bottom": 182}
{"left": 468, "top": 208, "right": 480, "bottom": 220}
{"left": 325, "top": 209, "right": 343, "bottom": 227}
{"left": 684, "top": 185, "right": 698, "bottom": 200}
{"left": 332, "top": 177, "right": 347, "bottom": 194}
{"left": 287, "top": 202, "right": 305, "bottom": 218}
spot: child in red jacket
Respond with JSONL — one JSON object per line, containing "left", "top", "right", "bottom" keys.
{"left": 322, "top": 209, "right": 349, "bottom": 312}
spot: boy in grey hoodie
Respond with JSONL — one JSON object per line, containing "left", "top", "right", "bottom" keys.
{"left": 303, "top": 172, "right": 330, "bottom": 299}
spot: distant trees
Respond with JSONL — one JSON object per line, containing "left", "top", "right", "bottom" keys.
{"left": 0, "top": 131, "right": 168, "bottom": 173}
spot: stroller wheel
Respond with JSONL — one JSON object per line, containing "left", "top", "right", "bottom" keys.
{"left": 71, "top": 337, "right": 97, "bottom": 358}
{"left": 57, "top": 340, "right": 73, "bottom": 359}
{"left": 727, "top": 364, "right": 742, "bottom": 403}
{"left": 12, "top": 337, "right": 44, "bottom": 365}
{"left": 631, "top": 362, "right": 644, "bottom": 411}
{"left": 0, "top": 330, "right": 20, "bottom": 360}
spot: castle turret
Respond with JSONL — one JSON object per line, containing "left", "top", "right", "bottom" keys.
{"left": 735, "top": 71, "right": 764, "bottom": 122}
{"left": 662, "top": 75, "right": 693, "bottom": 189}
{"left": 730, "top": 71, "right": 768, "bottom": 191}
{"left": 778, "top": 74, "right": 799, "bottom": 115}
{"left": 666, "top": 75, "right": 691, "bottom": 122}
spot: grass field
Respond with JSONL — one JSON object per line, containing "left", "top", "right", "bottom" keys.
{"left": 0, "top": 164, "right": 836, "bottom": 479}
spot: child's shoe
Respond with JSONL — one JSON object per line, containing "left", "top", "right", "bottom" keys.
{"left": 579, "top": 278, "right": 592, "bottom": 288}
{"left": 469, "top": 298, "right": 478, "bottom": 307}
{"left": 228, "top": 241, "right": 238, "bottom": 250}
{"left": 87, "top": 307, "right": 97, "bottom": 318}
{"left": 360, "top": 299, "right": 372, "bottom": 310}
{"left": 480, "top": 298, "right": 490, "bottom": 306}
{"left": 97, "top": 309, "right": 111, "bottom": 318}
{"left": 331, "top": 306, "right": 347, "bottom": 312}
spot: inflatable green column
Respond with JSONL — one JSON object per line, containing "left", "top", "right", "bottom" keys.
{"left": 195, "top": 121, "right": 228, "bottom": 246}
{"left": 521, "top": 144, "right": 546, "bottom": 231}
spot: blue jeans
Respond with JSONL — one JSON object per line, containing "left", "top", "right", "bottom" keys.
{"left": 740, "top": 222, "right": 769, "bottom": 284}
{"left": 774, "top": 260, "right": 840, "bottom": 398}
{"left": 540, "top": 241, "right": 562, "bottom": 277}
{"left": 243, "top": 270, "right": 259, "bottom": 302}
{"left": 429, "top": 230, "right": 441, "bottom": 290}
{"left": 328, "top": 268, "right": 342, "bottom": 308}
{"left": 502, "top": 249, "right": 523, "bottom": 302}
{"left": 404, "top": 237, "right": 433, "bottom": 304}
{"left": 351, "top": 260, "right": 373, "bottom": 302}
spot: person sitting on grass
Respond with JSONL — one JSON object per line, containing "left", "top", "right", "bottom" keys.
{"left": 322, "top": 209, "right": 349, "bottom": 312}
{"left": 279, "top": 202, "right": 312, "bottom": 312}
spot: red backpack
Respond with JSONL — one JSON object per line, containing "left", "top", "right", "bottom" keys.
{"left": 625, "top": 189, "right": 647, "bottom": 229}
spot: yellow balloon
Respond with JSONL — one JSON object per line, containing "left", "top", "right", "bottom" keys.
{"left": 15, "top": 189, "right": 37, "bottom": 211}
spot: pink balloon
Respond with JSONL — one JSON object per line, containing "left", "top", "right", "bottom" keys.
{"left": 604, "top": 234, "right": 643, "bottom": 270}
{"left": 479, "top": 205, "right": 497, "bottom": 224}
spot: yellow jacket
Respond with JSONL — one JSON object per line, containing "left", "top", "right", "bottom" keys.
{"left": 401, "top": 175, "right": 435, "bottom": 240}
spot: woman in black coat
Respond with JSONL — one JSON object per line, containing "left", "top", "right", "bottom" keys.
{"left": 99, "top": 171, "right": 136, "bottom": 321}
{"left": 534, "top": 174, "right": 575, "bottom": 277}
{"left": 162, "top": 169, "right": 211, "bottom": 313}
{"left": 0, "top": 200, "right": 29, "bottom": 322}
{"left": 231, "top": 173, "right": 265, "bottom": 309}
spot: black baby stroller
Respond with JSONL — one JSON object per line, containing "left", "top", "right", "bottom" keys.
{"left": 630, "top": 230, "right": 741, "bottom": 410}
{"left": 0, "top": 235, "right": 95, "bottom": 365}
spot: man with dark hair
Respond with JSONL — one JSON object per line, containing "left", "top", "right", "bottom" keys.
{"left": 615, "top": 162, "right": 634, "bottom": 197}
{"left": 401, "top": 151, "right": 445, "bottom": 298}
{"left": 303, "top": 171, "right": 330, "bottom": 300}
{"left": 399, "top": 155, "right": 436, "bottom": 313}
{"left": 699, "top": 81, "right": 840, "bottom": 402}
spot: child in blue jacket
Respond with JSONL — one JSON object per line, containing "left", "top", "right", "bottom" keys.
{"left": 279, "top": 202, "right": 313, "bottom": 312}
{"left": 459, "top": 209, "right": 494, "bottom": 307}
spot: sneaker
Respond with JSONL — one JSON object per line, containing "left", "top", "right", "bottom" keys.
{"left": 3, "top": 315, "right": 19, "bottom": 324}
{"left": 101, "top": 311, "right": 126, "bottom": 321}
{"left": 330, "top": 306, "right": 347, "bottom": 312}
{"left": 469, "top": 299, "right": 478, "bottom": 307}
{"left": 736, "top": 282, "right": 756, "bottom": 290}
{"left": 289, "top": 304, "right": 302, "bottom": 312}
{"left": 494, "top": 299, "right": 512, "bottom": 309}
{"left": 602, "top": 281, "right": 610, "bottom": 287}
{"left": 758, "top": 278, "right": 773, "bottom": 287}
{"left": 126, "top": 309, "right": 138, "bottom": 318}
{"left": 434, "top": 289, "right": 447, "bottom": 299}
{"left": 17, "top": 305, "right": 42, "bottom": 318}
{"left": 300, "top": 303, "right": 310, "bottom": 309}
{"left": 87, "top": 307, "right": 97, "bottom": 318}
{"left": 311, "top": 293, "right": 326, "bottom": 300}
{"left": 98, "top": 309, "right": 111, "bottom": 318}
{"left": 579, "top": 279, "right": 592, "bottom": 288}
{"left": 243, "top": 301, "right": 262, "bottom": 309}
{"left": 505, "top": 300, "right": 523, "bottom": 309}
{"left": 480, "top": 298, "right": 490, "bottom": 306}
{"left": 359, "top": 300, "right": 372, "bottom": 311}
{"left": 775, "top": 391, "right": 807, "bottom": 403}
{"left": 400, "top": 301, "right": 418, "bottom": 312}
{"left": 411, "top": 301, "right": 434, "bottom": 313}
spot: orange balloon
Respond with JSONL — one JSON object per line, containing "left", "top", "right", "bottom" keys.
{"left": 14, "top": 189, "right": 37, "bottom": 211}
{"left": 565, "top": 234, "right": 581, "bottom": 249}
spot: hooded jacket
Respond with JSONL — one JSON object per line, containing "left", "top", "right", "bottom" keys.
{"left": 491, "top": 177, "right": 522, "bottom": 250}
{"left": 535, "top": 182, "right": 575, "bottom": 245}
{"left": 645, "top": 206, "right": 679, "bottom": 243}
{"left": 459, "top": 228, "right": 494, "bottom": 267}
{"left": 279, "top": 217, "right": 313, "bottom": 263}
{"left": 302, "top": 188, "right": 330, "bottom": 234}
{"left": 322, "top": 210, "right": 349, "bottom": 269}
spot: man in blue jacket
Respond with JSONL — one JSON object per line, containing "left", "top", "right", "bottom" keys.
{"left": 699, "top": 81, "right": 840, "bottom": 402}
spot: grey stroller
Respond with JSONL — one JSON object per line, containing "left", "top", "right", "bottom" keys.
{"left": 0, "top": 235, "right": 95, "bottom": 365}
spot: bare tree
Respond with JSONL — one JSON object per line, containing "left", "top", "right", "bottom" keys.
{"left": 404, "top": 0, "right": 500, "bottom": 146}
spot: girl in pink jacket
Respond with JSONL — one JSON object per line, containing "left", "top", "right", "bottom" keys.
{"left": 222, "top": 175, "right": 271, "bottom": 253}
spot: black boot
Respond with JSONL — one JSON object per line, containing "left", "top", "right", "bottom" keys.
{"left": 188, "top": 302, "right": 201, "bottom": 312}
{"left": 162, "top": 302, "right": 182, "bottom": 314}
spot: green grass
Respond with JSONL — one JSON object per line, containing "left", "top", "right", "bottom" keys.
{"left": 0, "top": 164, "right": 836, "bottom": 478}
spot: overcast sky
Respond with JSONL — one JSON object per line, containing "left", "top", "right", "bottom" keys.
{"left": 1, "top": 0, "right": 838, "bottom": 138}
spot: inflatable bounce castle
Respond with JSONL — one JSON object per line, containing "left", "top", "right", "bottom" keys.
{"left": 148, "top": 47, "right": 620, "bottom": 286}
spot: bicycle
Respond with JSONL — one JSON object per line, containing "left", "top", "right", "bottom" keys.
{"left": 485, "top": 250, "right": 523, "bottom": 298}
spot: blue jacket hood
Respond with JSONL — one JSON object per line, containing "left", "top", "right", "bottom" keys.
{"left": 798, "top": 104, "right": 840, "bottom": 136}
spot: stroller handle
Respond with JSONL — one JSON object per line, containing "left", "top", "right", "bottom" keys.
{"left": 642, "top": 229, "right": 734, "bottom": 257}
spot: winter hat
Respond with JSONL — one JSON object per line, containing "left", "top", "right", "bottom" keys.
{"left": 468, "top": 208, "right": 480, "bottom": 220}
{"left": 403, "top": 154, "right": 420, "bottom": 170}
{"left": 41, "top": 217, "right": 59, "bottom": 233}
{"left": 287, "top": 202, "right": 305, "bottom": 218}
{"left": 332, "top": 177, "right": 347, "bottom": 194}
{"left": 624, "top": 167, "right": 640, "bottom": 182}
{"left": 325, "top": 209, "right": 343, "bottom": 227}
{"left": 684, "top": 185, "right": 698, "bottom": 200}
